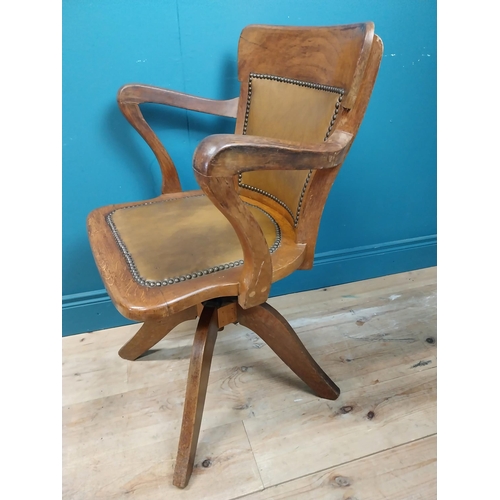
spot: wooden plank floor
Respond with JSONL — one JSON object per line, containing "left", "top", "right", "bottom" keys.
{"left": 62, "top": 267, "right": 437, "bottom": 499}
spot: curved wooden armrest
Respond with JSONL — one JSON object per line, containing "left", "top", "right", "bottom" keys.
{"left": 193, "top": 130, "right": 353, "bottom": 177}
{"left": 192, "top": 130, "right": 353, "bottom": 309}
{"left": 119, "top": 84, "right": 239, "bottom": 117}
{"left": 117, "top": 84, "right": 239, "bottom": 194}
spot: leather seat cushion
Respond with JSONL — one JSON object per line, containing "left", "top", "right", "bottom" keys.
{"left": 107, "top": 194, "right": 281, "bottom": 287}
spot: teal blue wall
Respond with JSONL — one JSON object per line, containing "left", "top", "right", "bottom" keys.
{"left": 63, "top": 1, "right": 437, "bottom": 335}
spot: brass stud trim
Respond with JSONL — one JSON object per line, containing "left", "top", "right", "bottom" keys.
{"left": 106, "top": 195, "right": 282, "bottom": 288}
{"left": 240, "top": 72, "right": 345, "bottom": 226}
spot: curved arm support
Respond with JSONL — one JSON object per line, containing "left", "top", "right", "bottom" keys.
{"left": 192, "top": 129, "right": 353, "bottom": 309}
{"left": 117, "top": 84, "right": 239, "bottom": 194}
{"left": 117, "top": 100, "right": 181, "bottom": 193}
{"left": 194, "top": 172, "right": 272, "bottom": 309}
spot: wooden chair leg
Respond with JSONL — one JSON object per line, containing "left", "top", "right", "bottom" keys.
{"left": 237, "top": 302, "right": 340, "bottom": 400}
{"left": 173, "top": 305, "right": 219, "bottom": 488}
{"left": 118, "top": 306, "right": 198, "bottom": 361}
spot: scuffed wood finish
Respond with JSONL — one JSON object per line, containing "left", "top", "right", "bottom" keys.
{"left": 173, "top": 306, "right": 219, "bottom": 488}
{"left": 194, "top": 174, "right": 273, "bottom": 309}
{"left": 118, "top": 84, "right": 238, "bottom": 117}
{"left": 118, "top": 306, "right": 197, "bottom": 360}
{"left": 341, "top": 23, "right": 375, "bottom": 109}
{"left": 237, "top": 23, "right": 374, "bottom": 102}
{"left": 296, "top": 35, "right": 384, "bottom": 267}
{"left": 117, "top": 84, "right": 238, "bottom": 194}
{"left": 335, "top": 35, "right": 384, "bottom": 138}
{"left": 237, "top": 302, "right": 340, "bottom": 400}
{"left": 117, "top": 97, "right": 181, "bottom": 194}
{"left": 216, "top": 300, "right": 238, "bottom": 328}
{"left": 193, "top": 130, "right": 353, "bottom": 178}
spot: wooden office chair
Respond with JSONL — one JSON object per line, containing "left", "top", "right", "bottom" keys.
{"left": 87, "top": 23, "right": 382, "bottom": 488}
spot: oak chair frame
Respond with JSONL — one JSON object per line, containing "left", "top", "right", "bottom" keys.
{"left": 87, "top": 23, "right": 383, "bottom": 488}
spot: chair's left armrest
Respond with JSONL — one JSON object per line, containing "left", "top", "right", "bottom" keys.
{"left": 118, "top": 84, "right": 239, "bottom": 117}
{"left": 117, "top": 84, "right": 239, "bottom": 194}
{"left": 192, "top": 130, "right": 353, "bottom": 309}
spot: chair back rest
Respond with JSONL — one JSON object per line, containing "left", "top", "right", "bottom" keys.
{"left": 235, "top": 24, "right": 381, "bottom": 252}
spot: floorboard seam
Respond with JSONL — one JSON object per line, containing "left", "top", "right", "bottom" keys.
{"left": 241, "top": 418, "right": 266, "bottom": 494}
{"left": 232, "top": 432, "right": 437, "bottom": 499}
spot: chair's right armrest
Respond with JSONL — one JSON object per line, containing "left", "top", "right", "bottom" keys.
{"left": 193, "top": 130, "right": 353, "bottom": 177}
{"left": 192, "top": 130, "right": 353, "bottom": 309}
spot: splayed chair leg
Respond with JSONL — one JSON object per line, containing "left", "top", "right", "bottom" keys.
{"left": 172, "top": 305, "right": 219, "bottom": 489}
{"left": 237, "top": 302, "right": 340, "bottom": 400}
{"left": 162, "top": 298, "right": 336, "bottom": 489}
{"left": 118, "top": 306, "right": 198, "bottom": 361}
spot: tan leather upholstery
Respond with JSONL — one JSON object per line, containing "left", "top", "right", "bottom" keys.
{"left": 239, "top": 75, "right": 343, "bottom": 224}
{"left": 108, "top": 194, "right": 280, "bottom": 285}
